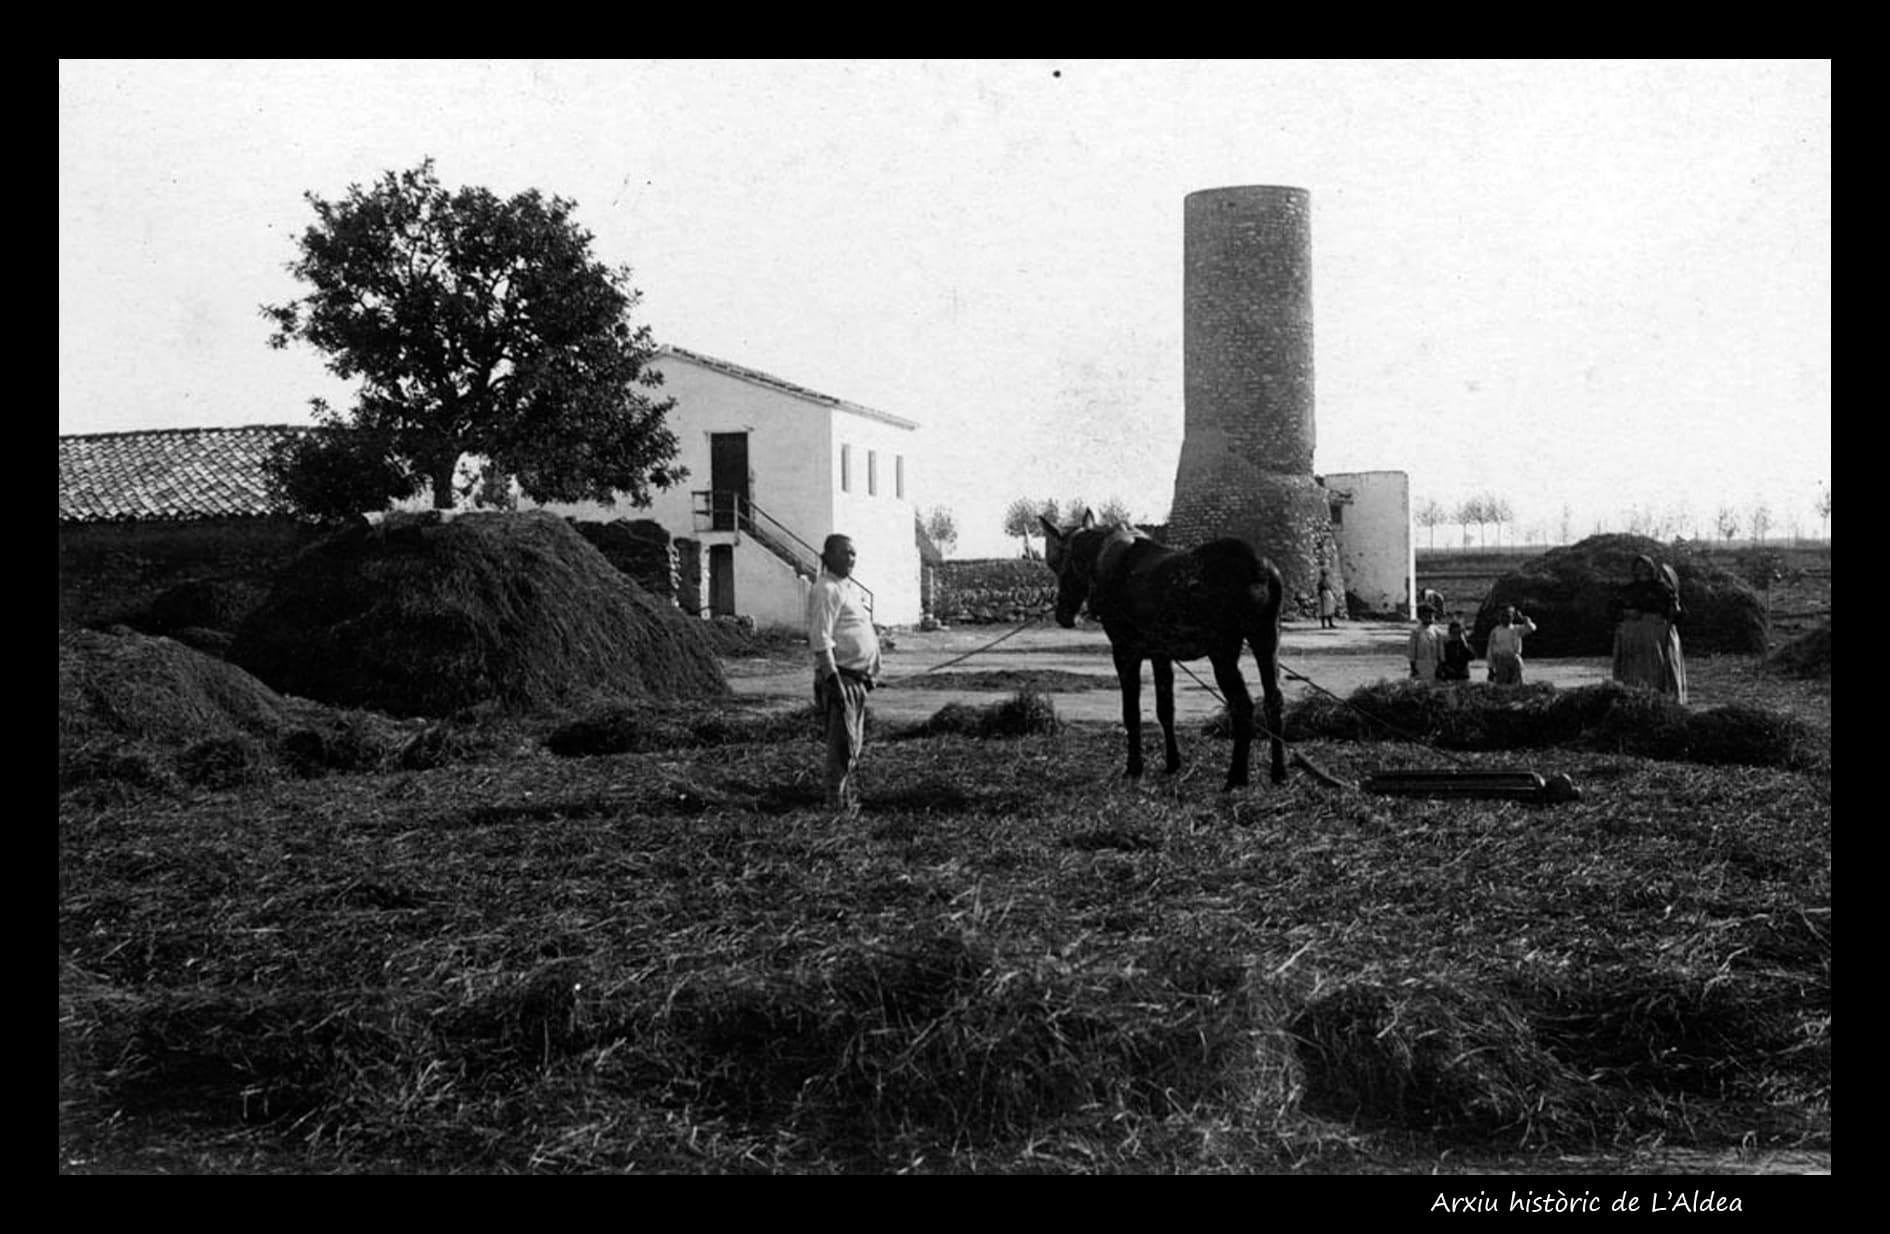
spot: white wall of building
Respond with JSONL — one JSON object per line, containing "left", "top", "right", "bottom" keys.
{"left": 826, "top": 410, "right": 921, "bottom": 627}
{"left": 534, "top": 354, "right": 828, "bottom": 540}
{"left": 1325, "top": 470, "right": 1415, "bottom": 617}
{"left": 522, "top": 347, "right": 923, "bottom": 629}
{"left": 733, "top": 538, "right": 816, "bottom": 629}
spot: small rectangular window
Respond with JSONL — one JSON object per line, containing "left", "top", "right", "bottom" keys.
{"left": 896, "top": 455, "right": 905, "bottom": 500}
{"left": 840, "top": 444, "right": 851, "bottom": 493}
{"left": 868, "top": 450, "right": 878, "bottom": 496}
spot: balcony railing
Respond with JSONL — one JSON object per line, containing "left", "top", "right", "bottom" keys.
{"left": 690, "top": 490, "right": 874, "bottom": 619}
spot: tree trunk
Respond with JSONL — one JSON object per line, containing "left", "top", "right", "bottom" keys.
{"left": 431, "top": 456, "right": 458, "bottom": 510}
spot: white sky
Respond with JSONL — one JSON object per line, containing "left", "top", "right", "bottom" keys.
{"left": 60, "top": 59, "right": 1831, "bottom": 557}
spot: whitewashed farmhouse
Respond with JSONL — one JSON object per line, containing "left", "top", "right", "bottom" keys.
{"left": 528, "top": 346, "right": 923, "bottom": 629}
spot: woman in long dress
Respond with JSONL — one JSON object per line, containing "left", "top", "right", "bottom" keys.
{"left": 1611, "top": 554, "right": 1688, "bottom": 704}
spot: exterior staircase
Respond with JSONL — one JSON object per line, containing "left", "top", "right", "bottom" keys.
{"left": 692, "top": 491, "right": 874, "bottom": 619}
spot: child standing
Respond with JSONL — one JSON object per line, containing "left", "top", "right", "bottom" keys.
{"left": 1408, "top": 604, "right": 1445, "bottom": 683}
{"left": 1486, "top": 605, "right": 1538, "bottom": 685}
{"left": 1318, "top": 570, "right": 1339, "bottom": 629}
{"left": 1438, "top": 619, "right": 1475, "bottom": 681}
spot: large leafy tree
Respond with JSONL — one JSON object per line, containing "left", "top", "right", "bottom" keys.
{"left": 262, "top": 159, "right": 683, "bottom": 515}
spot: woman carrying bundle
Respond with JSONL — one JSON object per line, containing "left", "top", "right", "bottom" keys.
{"left": 1611, "top": 554, "right": 1687, "bottom": 704}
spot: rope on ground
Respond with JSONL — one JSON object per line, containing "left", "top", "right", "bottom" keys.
{"left": 877, "top": 609, "right": 1050, "bottom": 687}
{"left": 1174, "top": 656, "right": 1474, "bottom": 771}
{"left": 881, "top": 614, "right": 1470, "bottom": 777}
{"left": 1169, "top": 659, "right": 1350, "bottom": 785}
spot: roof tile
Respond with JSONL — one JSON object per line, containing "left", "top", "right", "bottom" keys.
{"left": 58, "top": 425, "right": 307, "bottom": 523}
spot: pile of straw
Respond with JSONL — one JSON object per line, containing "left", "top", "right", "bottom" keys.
{"left": 901, "top": 690, "right": 1062, "bottom": 740}
{"left": 1473, "top": 534, "right": 1766, "bottom": 657}
{"left": 1769, "top": 620, "right": 1832, "bottom": 679}
{"left": 230, "top": 512, "right": 726, "bottom": 718}
{"left": 1227, "top": 679, "right": 1823, "bottom": 771}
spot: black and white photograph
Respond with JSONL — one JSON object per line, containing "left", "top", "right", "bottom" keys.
{"left": 60, "top": 59, "right": 1830, "bottom": 1179}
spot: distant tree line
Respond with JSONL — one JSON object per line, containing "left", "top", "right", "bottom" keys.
{"left": 1419, "top": 484, "right": 1830, "bottom": 551}
{"left": 1002, "top": 496, "right": 1138, "bottom": 558}
{"left": 1415, "top": 493, "right": 1516, "bottom": 549}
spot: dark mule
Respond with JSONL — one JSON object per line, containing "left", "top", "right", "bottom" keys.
{"left": 1040, "top": 510, "right": 1287, "bottom": 789}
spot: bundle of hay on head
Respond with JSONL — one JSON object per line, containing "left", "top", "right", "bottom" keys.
{"left": 1470, "top": 533, "right": 1767, "bottom": 659}
{"left": 229, "top": 512, "right": 727, "bottom": 718}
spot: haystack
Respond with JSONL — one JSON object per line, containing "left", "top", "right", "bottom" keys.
{"left": 228, "top": 512, "right": 726, "bottom": 718}
{"left": 1472, "top": 534, "right": 1766, "bottom": 658}
{"left": 58, "top": 627, "right": 433, "bottom": 791}
{"left": 1770, "top": 619, "right": 1832, "bottom": 679}
{"left": 60, "top": 627, "right": 293, "bottom": 756}
{"left": 59, "top": 627, "right": 299, "bottom": 792}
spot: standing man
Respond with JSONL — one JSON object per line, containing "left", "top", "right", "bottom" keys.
{"left": 1317, "top": 570, "right": 1339, "bottom": 629}
{"left": 807, "top": 533, "right": 881, "bottom": 815}
{"left": 1408, "top": 604, "right": 1444, "bottom": 683}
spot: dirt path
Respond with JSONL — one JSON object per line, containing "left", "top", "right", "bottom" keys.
{"left": 727, "top": 620, "right": 1616, "bottom": 726}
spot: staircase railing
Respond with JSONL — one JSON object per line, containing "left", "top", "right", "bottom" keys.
{"left": 691, "top": 490, "right": 874, "bottom": 619}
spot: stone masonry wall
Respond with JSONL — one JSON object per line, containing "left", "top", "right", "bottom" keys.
{"left": 933, "top": 558, "right": 1060, "bottom": 625}
{"left": 568, "top": 518, "right": 680, "bottom": 605}
{"left": 1168, "top": 186, "right": 1337, "bottom": 610}
{"left": 1179, "top": 186, "right": 1314, "bottom": 475}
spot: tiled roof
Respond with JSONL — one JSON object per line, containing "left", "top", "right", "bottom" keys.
{"left": 59, "top": 425, "right": 308, "bottom": 523}
{"left": 661, "top": 346, "right": 919, "bottom": 431}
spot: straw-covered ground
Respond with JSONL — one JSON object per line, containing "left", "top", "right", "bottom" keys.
{"left": 59, "top": 641, "right": 1829, "bottom": 1174}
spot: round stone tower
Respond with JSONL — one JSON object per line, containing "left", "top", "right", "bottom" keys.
{"left": 1167, "top": 185, "right": 1340, "bottom": 609}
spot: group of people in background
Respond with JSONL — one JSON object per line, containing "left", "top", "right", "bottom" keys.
{"left": 1406, "top": 553, "right": 1687, "bottom": 704}
{"left": 1409, "top": 600, "right": 1536, "bottom": 684}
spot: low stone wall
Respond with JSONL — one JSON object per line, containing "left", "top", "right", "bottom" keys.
{"left": 933, "top": 557, "right": 1060, "bottom": 625}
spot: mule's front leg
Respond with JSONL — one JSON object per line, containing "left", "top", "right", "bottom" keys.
{"left": 1151, "top": 657, "right": 1182, "bottom": 774}
{"left": 1251, "top": 635, "right": 1288, "bottom": 785}
{"left": 1113, "top": 647, "right": 1146, "bottom": 778}
{"left": 1210, "top": 652, "right": 1254, "bottom": 790}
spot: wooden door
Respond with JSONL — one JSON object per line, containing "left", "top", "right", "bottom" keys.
{"left": 709, "top": 433, "right": 749, "bottom": 531}
{"left": 708, "top": 544, "right": 735, "bottom": 617}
